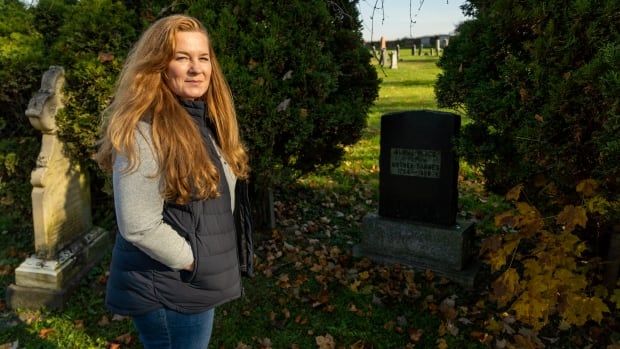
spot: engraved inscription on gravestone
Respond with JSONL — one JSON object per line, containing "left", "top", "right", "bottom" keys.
{"left": 390, "top": 148, "right": 441, "bottom": 178}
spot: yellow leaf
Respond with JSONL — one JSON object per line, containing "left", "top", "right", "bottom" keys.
{"left": 505, "top": 184, "right": 524, "bottom": 201}
{"left": 576, "top": 179, "right": 598, "bottom": 197}
{"left": 436, "top": 338, "right": 448, "bottom": 349}
{"left": 556, "top": 205, "right": 587, "bottom": 232}
{"left": 516, "top": 202, "right": 539, "bottom": 219}
{"left": 512, "top": 292, "right": 548, "bottom": 330}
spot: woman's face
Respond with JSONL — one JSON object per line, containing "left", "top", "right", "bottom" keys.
{"left": 165, "top": 31, "right": 212, "bottom": 100}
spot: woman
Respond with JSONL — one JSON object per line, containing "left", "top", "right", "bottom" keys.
{"left": 96, "top": 14, "right": 250, "bottom": 348}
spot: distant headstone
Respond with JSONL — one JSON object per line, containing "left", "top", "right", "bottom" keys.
{"left": 380, "top": 48, "right": 387, "bottom": 67}
{"left": 380, "top": 36, "right": 387, "bottom": 50}
{"left": 412, "top": 44, "right": 417, "bottom": 56}
{"left": 389, "top": 51, "right": 398, "bottom": 69}
{"left": 418, "top": 43, "right": 423, "bottom": 56}
{"left": 436, "top": 39, "right": 441, "bottom": 56}
{"left": 396, "top": 44, "right": 400, "bottom": 61}
{"left": 6, "top": 66, "right": 110, "bottom": 310}
{"left": 355, "top": 110, "right": 478, "bottom": 287}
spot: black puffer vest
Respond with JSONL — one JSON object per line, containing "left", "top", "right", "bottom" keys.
{"left": 106, "top": 101, "right": 241, "bottom": 315}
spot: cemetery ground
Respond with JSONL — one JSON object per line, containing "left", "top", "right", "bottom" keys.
{"left": 0, "top": 49, "right": 616, "bottom": 348}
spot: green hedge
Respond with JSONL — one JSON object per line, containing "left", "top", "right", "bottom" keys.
{"left": 436, "top": 0, "right": 619, "bottom": 207}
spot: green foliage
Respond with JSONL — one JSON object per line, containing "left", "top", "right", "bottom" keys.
{"left": 0, "top": 0, "right": 46, "bottom": 131}
{"left": 0, "top": 1, "right": 47, "bottom": 233}
{"left": 436, "top": 0, "right": 620, "bottom": 208}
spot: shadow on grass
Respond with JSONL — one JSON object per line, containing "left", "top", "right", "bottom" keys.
{"left": 381, "top": 79, "right": 438, "bottom": 88}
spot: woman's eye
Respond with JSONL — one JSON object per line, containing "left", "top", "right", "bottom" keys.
{"left": 200, "top": 57, "right": 210, "bottom": 62}
{"left": 176, "top": 56, "right": 189, "bottom": 61}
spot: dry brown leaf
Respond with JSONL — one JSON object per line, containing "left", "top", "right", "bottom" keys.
{"left": 505, "top": 184, "right": 523, "bottom": 201}
{"left": 115, "top": 333, "right": 133, "bottom": 345}
{"left": 436, "top": 338, "right": 448, "bottom": 349}
{"left": 38, "top": 328, "right": 54, "bottom": 339}
{"left": 98, "top": 315, "right": 110, "bottom": 326}
{"left": 408, "top": 328, "right": 423, "bottom": 343}
{"left": 315, "top": 334, "right": 335, "bottom": 349}
{"left": 235, "top": 341, "right": 251, "bottom": 349}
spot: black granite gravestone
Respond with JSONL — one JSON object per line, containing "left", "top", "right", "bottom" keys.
{"left": 379, "top": 110, "right": 460, "bottom": 226}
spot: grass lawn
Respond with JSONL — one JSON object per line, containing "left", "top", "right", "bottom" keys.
{"left": 0, "top": 50, "right": 543, "bottom": 348}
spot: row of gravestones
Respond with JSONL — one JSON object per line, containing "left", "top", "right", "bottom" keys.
{"left": 373, "top": 37, "right": 449, "bottom": 69}
{"left": 6, "top": 66, "right": 477, "bottom": 311}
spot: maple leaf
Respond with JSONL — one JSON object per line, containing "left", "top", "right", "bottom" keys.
{"left": 315, "top": 334, "right": 335, "bottom": 349}
{"left": 576, "top": 179, "right": 598, "bottom": 197}
{"left": 505, "top": 184, "right": 523, "bottom": 201}
{"left": 491, "top": 268, "right": 520, "bottom": 306}
{"left": 556, "top": 205, "right": 587, "bottom": 232}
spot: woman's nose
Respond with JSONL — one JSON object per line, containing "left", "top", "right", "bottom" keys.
{"left": 188, "top": 61, "right": 201, "bottom": 73}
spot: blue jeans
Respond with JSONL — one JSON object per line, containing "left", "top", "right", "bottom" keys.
{"left": 132, "top": 308, "right": 215, "bottom": 349}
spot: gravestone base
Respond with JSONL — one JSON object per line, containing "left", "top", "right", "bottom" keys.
{"left": 7, "top": 226, "right": 109, "bottom": 310}
{"left": 354, "top": 213, "right": 478, "bottom": 288}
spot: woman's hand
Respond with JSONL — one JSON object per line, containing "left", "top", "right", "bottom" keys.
{"left": 183, "top": 261, "right": 195, "bottom": 272}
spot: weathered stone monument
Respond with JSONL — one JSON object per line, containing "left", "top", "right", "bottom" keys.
{"left": 389, "top": 51, "right": 398, "bottom": 69}
{"left": 435, "top": 39, "right": 441, "bottom": 56}
{"left": 412, "top": 44, "right": 417, "bottom": 56}
{"left": 395, "top": 44, "right": 401, "bottom": 61}
{"left": 418, "top": 43, "right": 424, "bottom": 56}
{"left": 379, "top": 36, "right": 388, "bottom": 66}
{"left": 6, "top": 66, "right": 110, "bottom": 309}
{"left": 355, "top": 110, "right": 477, "bottom": 287}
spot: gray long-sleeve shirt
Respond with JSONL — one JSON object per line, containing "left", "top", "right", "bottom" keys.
{"left": 113, "top": 121, "right": 236, "bottom": 271}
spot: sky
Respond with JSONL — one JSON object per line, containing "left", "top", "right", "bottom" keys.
{"left": 357, "top": 0, "right": 470, "bottom": 42}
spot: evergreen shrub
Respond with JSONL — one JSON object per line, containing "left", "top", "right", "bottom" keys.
{"left": 436, "top": 0, "right": 619, "bottom": 208}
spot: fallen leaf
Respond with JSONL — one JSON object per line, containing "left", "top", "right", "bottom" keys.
{"left": 38, "top": 328, "right": 54, "bottom": 339}
{"left": 115, "top": 333, "right": 133, "bottom": 345}
{"left": 315, "top": 334, "right": 335, "bottom": 349}
{"left": 98, "top": 315, "right": 110, "bottom": 326}
{"left": 436, "top": 338, "right": 448, "bottom": 349}
{"left": 408, "top": 328, "right": 423, "bottom": 343}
